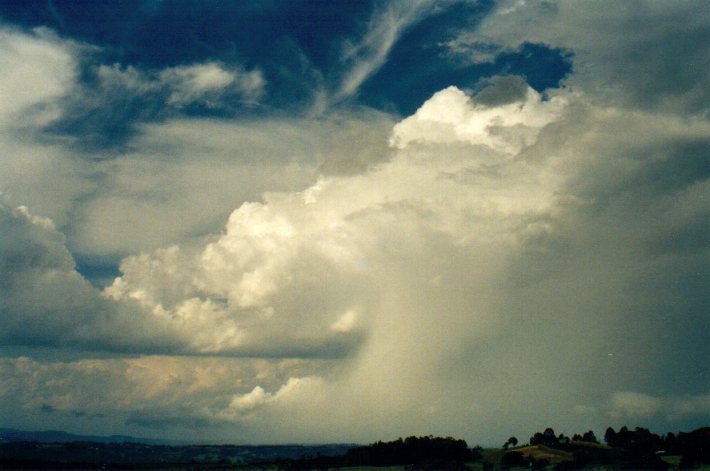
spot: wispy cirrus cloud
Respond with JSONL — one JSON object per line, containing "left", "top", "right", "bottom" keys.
{"left": 96, "top": 61, "right": 265, "bottom": 109}
{"left": 334, "top": 0, "right": 463, "bottom": 102}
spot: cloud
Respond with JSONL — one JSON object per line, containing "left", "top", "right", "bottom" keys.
{"left": 0, "top": 199, "right": 371, "bottom": 358}
{"left": 4, "top": 73, "right": 708, "bottom": 441}
{"left": 160, "top": 62, "right": 264, "bottom": 107}
{"left": 0, "top": 26, "right": 77, "bottom": 128}
{"left": 389, "top": 84, "right": 566, "bottom": 153}
{"left": 608, "top": 391, "right": 710, "bottom": 421}
{"left": 95, "top": 82, "right": 708, "bottom": 441}
{"left": 222, "top": 377, "right": 323, "bottom": 417}
{"left": 0, "top": 26, "right": 95, "bottom": 228}
{"left": 0, "top": 4, "right": 708, "bottom": 445}
{"left": 0, "top": 205, "right": 114, "bottom": 348}
{"left": 449, "top": 0, "right": 710, "bottom": 114}
{"left": 0, "top": 25, "right": 393, "bottom": 261}
{"left": 66, "top": 110, "right": 393, "bottom": 260}
{"left": 0, "top": 204, "right": 196, "bottom": 353}
{"left": 473, "top": 75, "right": 529, "bottom": 107}
{"left": 0, "top": 203, "right": 299, "bottom": 357}
{"left": 85, "top": 60, "right": 265, "bottom": 116}
{"left": 0, "top": 355, "right": 324, "bottom": 439}
{"left": 104, "top": 81, "right": 558, "bottom": 360}
{"left": 2, "top": 56, "right": 709, "bottom": 443}
{"left": 609, "top": 392, "right": 663, "bottom": 419}
{"left": 335, "top": 0, "right": 459, "bottom": 101}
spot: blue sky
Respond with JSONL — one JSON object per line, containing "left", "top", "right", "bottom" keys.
{"left": 0, "top": 0, "right": 707, "bottom": 445}
{"left": 0, "top": 1, "right": 570, "bottom": 145}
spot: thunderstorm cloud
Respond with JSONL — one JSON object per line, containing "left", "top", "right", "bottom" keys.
{"left": 0, "top": 0, "right": 707, "bottom": 445}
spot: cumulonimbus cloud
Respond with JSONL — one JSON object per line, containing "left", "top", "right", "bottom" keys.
{"left": 89, "top": 81, "right": 710, "bottom": 440}
{"left": 0, "top": 1, "right": 708, "bottom": 444}
{"left": 2, "top": 77, "right": 708, "bottom": 441}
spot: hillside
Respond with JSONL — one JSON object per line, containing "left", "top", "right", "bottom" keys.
{"left": 0, "top": 428, "right": 175, "bottom": 445}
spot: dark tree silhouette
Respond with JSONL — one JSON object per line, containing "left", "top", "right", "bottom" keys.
{"left": 530, "top": 427, "right": 559, "bottom": 446}
{"left": 599, "top": 426, "right": 668, "bottom": 469}
{"left": 503, "top": 436, "right": 518, "bottom": 449}
{"left": 339, "top": 435, "right": 473, "bottom": 467}
{"left": 676, "top": 427, "right": 710, "bottom": 468}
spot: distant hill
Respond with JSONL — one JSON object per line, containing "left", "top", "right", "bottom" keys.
{"left": 0, "top": 428, "right": 180, "bottom": 445}
{"left": 0, "top": 440, "right": 357, "bottom": 467}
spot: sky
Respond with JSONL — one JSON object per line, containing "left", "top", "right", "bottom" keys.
{"left": 0, "top": 0, "right": 708, "bottom": 446}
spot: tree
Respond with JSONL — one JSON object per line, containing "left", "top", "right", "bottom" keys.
{"left": 503, "top": 436, "right": 518, "bottom": 449}
{"left": 664, "top": 432, "right": 678, "bottom": 453}
{"left": 530, "top": 428, "right": 559, "bottom": 446}
{"left": 582, "top": 430, "right": 598, "bottom": 443}
{"left": 543, "top": 428, "right": 558, "bottom": 444}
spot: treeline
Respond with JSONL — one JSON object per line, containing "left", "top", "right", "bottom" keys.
{"left": 1, "top": 427, "right": 707, "bottom": 469}
{"left": 283, "top": 435, "right": 476, "bottom": 469}
{"left": 500, "top": 426, "right": 710, "bottom": 469}
{"left": 285, "top": 426, "right": 710, "bottom": 470}
{"left": 603, "top": 426, "right": 710, "bottom": 469}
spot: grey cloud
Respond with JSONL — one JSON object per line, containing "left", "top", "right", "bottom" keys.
{"left": 0, "top": 355, "right": 323, "bottom": 441}
{"left": 608, "top": 391, "right": 710, "bottom": 422}
{"left": 0, "top": 206, "right": 73, "bottom": 275}
{"left": 222, "top": 333, "right": 367, "bottom": 360}
{"left": 125, "top": 412, "right": 213, "bottom": 430}
{"left": 0, "top": 26, "right": 79, "bottom": 128}
{"left": 456, "top": 0, "right": 710, "bottom": 115}
{"left": 0, "top": 202, "right": 369, "bottom": 360}
{"left": 473, "top": 75, "right": 529, "bottom": 106}
{"left": 0, "top": 23, "right": 396, "bottom": 262}
{"left": 64, "top": 112, "right": 394, "bottom": 260}
{"left": 0, "top": 204, "right": 185, "bottom": 353}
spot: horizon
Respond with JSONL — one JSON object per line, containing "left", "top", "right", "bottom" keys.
{"left": 0, "top": 0, "right": 708, "bottom": 446}
{"left": 3, "top": 424, "right": 705, "bottom": 449}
